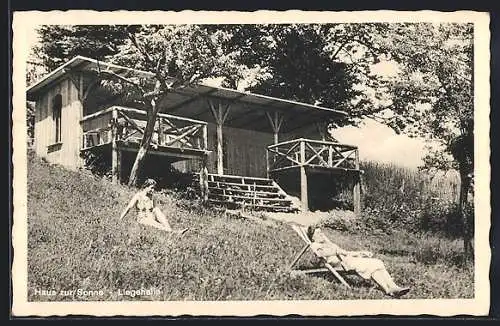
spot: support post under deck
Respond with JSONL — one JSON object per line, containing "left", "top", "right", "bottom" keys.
{"left": 199, "top": 153, "right": 209, "bottom": 203}
{"left": 353, "top": 148, "right": 361, "bottom": 217}
{"left": 299, "top": 140, "right": 309, "bottom": 211}
{"left": 111, "top": 108, "right": 121, "bottom": 184}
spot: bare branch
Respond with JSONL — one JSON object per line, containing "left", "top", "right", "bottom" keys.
{"left": 188, "top": 72, "right": 201, "bottom": 84}
{"left": 331, "top": 39, "right": 350, "bottom": 60}
{"left": 365, "top": 113, "right": 390, "bottom": 124}
{"left": 127, "top": 31, "right": 155, "bottom": 67}
{"left": 155, "top": 55, "right": 163, "bottom": 75}
{"left": 99, "top": 70, "right": 146, "bottom": 94}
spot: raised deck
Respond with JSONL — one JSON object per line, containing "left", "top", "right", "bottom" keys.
{"left": 267, "top": 138, "right": 360, "bottom": 173}
{"left": 80, "top": 106, "right": 209, "bottom": 182}
{"left": 267, "top": 138, "right": 361, "bottom": 214}
{"left": 81, "top": 106, "right": 209, "bottom": 155}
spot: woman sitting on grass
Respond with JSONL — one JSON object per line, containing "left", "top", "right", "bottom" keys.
{"left": 307, "top": 226, "right": 410, "bottom": 298}
{"left": 119, "top": 179, "right": 188, "bottom": 234}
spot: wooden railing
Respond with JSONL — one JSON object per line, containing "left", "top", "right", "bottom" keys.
{"left": 266, "top": 138, "right": 359, "bottom": 173}
{"left": 81, "top": 106, "right": 208, "bottom": 151}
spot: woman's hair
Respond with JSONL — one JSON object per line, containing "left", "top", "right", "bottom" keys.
{"left": 142, "top": 178, "right": 157, "bottom": 189}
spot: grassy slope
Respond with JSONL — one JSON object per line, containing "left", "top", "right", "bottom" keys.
{"left": 27, "top": 155, "right": 473, "bottom": 301}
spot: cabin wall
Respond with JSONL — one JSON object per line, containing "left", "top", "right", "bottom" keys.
{"left": 282, "top": 123, "right": 324, "bottom": 142}
{"left": 171, "top": 119, "right": 323, "bottom": 178}
{"left": 34, "top": 77, "right": 83, "bottom": 169}
{"left": 172, "top": 122, "right": 274, "bottom": 178}
{"left": 208, "top": 123, "right": 274, "bottom": 177}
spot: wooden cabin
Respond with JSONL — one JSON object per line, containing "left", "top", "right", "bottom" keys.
{"left": 26, "top": 56, "right": 362, "bottom": 214}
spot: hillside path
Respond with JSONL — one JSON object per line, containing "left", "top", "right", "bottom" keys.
{"left": 263, "top": 209, "right": 356, "bottom": 227}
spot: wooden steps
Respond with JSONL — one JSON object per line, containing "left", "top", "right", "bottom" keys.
{"left": 207, "top": 182, "right": 280, "bottom": 192}
{"left": 207, "top": 187, "right": 284, "bottom": 198}
{"left": 194, "top": 173, "right": 299, "bottom": 213}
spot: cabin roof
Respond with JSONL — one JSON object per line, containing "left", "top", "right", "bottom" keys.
{"left": 26, "top": 56, "right": 348, "bottom": 132}
{"left": 26, "top": 56, "right": 155, "bottom": 100}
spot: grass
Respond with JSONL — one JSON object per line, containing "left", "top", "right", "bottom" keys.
{"left": 27, "top": 154, "right": 474, "bottom": 301}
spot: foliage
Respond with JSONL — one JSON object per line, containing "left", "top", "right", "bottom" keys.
{"left": 26, "top": 101, "right": 35, "bottom": 147}
{"left": 216, "top": 24, "right": 393, "bottom": 127}
{"left": 80, "top": 151, "right": 112, "bottom": 179}
{"left": 33, "top": 24, "right": 394, "bottom": 129}
{"left": 379, "top": 23, "right": 474, "bottom": 174}
{"left": 27, "top": 153, "right": 473, "bottom": 300}
{"left": 32, "top": 23, "right": 474, "bottom": 173}
{"left": 374, "top": 23, "right": 474, "bottom": 255}
{"left": 33, "top": 25, "right": 130, "bottom": 71}
{"left": 357, "top": 149, "right": 473, "bottom": 259}
{"left": 26, "top": 61, "right": 48, "bottom": 146}
{"left": 34, "top": 25, "right": 245, "bottom": 186}
{"left": 326, "top": 161, "right": 470, "bottom": 239}
{"left": 412, "top": 234, "right": 472, "bottom": 268}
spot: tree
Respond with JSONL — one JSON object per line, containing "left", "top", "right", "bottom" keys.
{"left": 376, "top": 23, "right": 474, "bottom": 257}
{"left": 215, "top": 24, "right": 392, "bottom": 127}
{"left": 115, "top": 25, "right": 242, "bottom": 185}
{"left": 34, "top": 25, "right": 130, "bottom": 71}
{"left": 31, "top": 25, "right": 129, "bottom": 148}
{"left": 35, "top": 25, "right": 242, "bottom": 186}
{"left": 219, "top": 23, "right": 475, "bottom": 257}
{"left": 26, "top": 60, "right": 48, "bottom": 146}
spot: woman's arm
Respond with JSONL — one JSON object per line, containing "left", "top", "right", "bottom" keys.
{"left": 344, "top": 250, "right": 373, "bottom": 258}
{"left": 119, "top": 194, "right": 138, "bottom": 220}
{"left": 335, "top": 244, "right": 372, "bottom": 258}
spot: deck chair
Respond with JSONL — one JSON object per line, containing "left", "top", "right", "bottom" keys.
{"left": 289, "top": 224, "right": 352, "bottom": 289}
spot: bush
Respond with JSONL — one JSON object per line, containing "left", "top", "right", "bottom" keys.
{"left": 359, "top": 161, "right": 469, "bottom": 237}
{"left": 412, "top": 235, "right": 472, "bottom": 268}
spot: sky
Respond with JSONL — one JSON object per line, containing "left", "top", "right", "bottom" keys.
{"left": 332, "top": 119, "right": 426, "bottom": 169}
{"left": 334, "top": 60, "right": 427, "bottom": 169}
{"left": 25, "top": 26, "right": 428, "bottom": 169}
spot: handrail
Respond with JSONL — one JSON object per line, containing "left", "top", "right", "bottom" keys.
{"left": 80, "top": 107, "right": 115, "bottom": 122}
{"left": 83, "top": 126, "right": 112, "bottom": 134}
{"left": 300, "top": 138, "right": 357, "bottom": 150}
{"left": 206, "top": 172, "right": 273, "bottom": 182}
{"left": 80, "top": 106, "right": 208, "bottom": 126}
{"left": 266, "top": 137, "right": 359, "bottom": 172}
{"left": 267, "top": 138, "right": 357, "bottom": 150}
{"left": 81, "top": 105, "right": 208, "bottom": 152}
{"left": 267, "top": 138, "right": 304, "bottom": 149}
{"left": 113, "top": 106, "right": 208, "bottom": 125}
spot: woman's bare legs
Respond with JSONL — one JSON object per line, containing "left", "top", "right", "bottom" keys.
{"left": 152, "top": 208, "right": 173, "bottom": 231}
{"left": 153, "top": 208, "right": 188, "bottom": 234}
{"left": 371, "top": 269, "right": 410, "bottom": 297}
{"left": 138, "top": 216, "right": 172, "bottom": 232}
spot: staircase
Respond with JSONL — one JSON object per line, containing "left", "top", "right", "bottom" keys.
{"left": 196, "top": 173, "right": 299, "bottom": 213}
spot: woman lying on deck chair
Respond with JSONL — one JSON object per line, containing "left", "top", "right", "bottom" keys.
{"left": 119, "top": 179, "right": 188, "bottom": 234}
{"left": 307, "top": 226, "right": 410, "bottom": 298}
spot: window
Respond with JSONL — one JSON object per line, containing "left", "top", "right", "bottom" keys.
{"left": 52, "top": 94, "right": 62, "bottom": 143}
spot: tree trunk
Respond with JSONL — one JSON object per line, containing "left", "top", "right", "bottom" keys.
{"left": 458, "top": 169, "right": 473, "bottom": 258}
{"left": 127, "top": 98, "right": 161, "bottom": 186}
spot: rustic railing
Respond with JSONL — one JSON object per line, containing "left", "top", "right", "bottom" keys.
{"left": 266, "top": 138, "right": 359, "bottom": 173}
{"left": 81, "top": 106, "right": 208, "bottom": 151}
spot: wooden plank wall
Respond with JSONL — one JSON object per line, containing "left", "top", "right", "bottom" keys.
{"left": 218, "top": 123, "right": 274, "bottom": 177}
{"left": 33, "top": 77, "right": 83, "bottom": 169}
{"left": 172, "top": 122, "right": 274, "bottom": 177}
{"left": 171, "top": 121, "right": 324, "bottom": 178}
{"left": 81, "top": 112, "right": 113, "bottom": 132}
{"left": 282, "top": 124, "right": 324, "bottom": 142}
